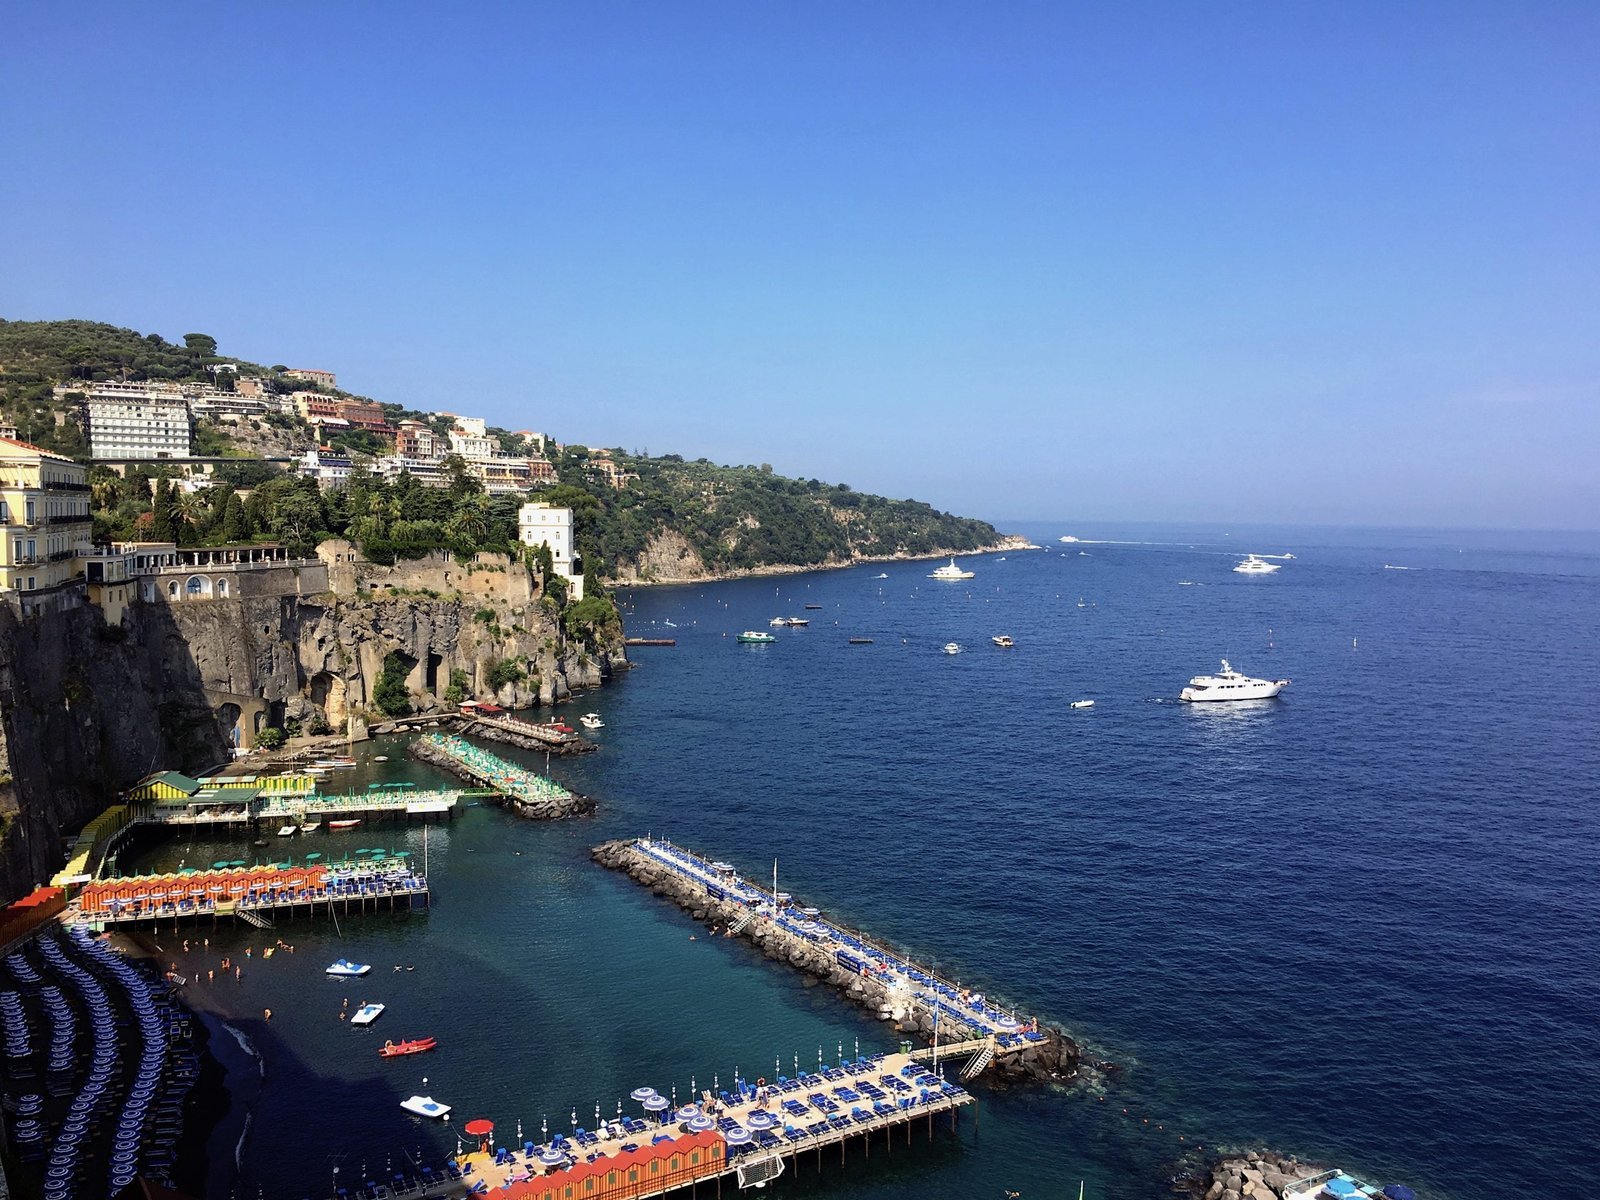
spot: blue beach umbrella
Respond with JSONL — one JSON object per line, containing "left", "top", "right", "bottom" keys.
{"left": 745, "top": 1110, "right": 776, "bottom": 1130}
{"left": 629, "top": 1088, "right": 656, "bottom": 1102}
{"left": 642, "top": 1096, "right": 669, "bottom": 1113}
{"left": 723, "top": 1126, "right": 751, "bottom": 1145}
{"left": 1381, "top": 1189, "right": 1415, "bottom": 1200}
{"left": 685, "top": 1115, "right": 714, "bottom": 1132}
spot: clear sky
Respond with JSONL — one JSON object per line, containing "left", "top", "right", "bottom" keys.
{"left": 3, "top": 3, "right": 1597, "bottom": 529}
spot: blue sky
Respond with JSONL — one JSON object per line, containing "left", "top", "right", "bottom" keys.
{"left": 3, "top": 2, "right": 1596, "bottom": 529}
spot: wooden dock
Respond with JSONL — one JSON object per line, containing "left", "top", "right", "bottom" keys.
{"left": 405, "top": 1049, "right": 971, "bottom": 1200}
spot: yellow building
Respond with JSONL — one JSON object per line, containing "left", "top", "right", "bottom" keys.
{"left": 0, "top": 435, "right": 92, "bottom": 610}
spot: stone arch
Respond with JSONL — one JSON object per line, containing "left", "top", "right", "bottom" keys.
{"left": 185, "top": 575, "right": 211, "bottom": 598}
{"left": 215, "top": 577, "right": 230, "bottom": 598}
{"left": 217, "top": 702, "right": 242, "bottom": 746}
{"left": 167, "top": 580, "right": 180, "bottom": 600}
{"left": 308, "top": 671, "right": 335, "bottom": 708}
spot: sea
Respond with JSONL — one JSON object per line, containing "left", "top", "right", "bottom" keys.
{"left": 118, "top": 521, "right": 1600, "bottom": 1200}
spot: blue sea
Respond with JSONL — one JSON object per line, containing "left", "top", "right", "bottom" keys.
{"left": 125, "top": 522, "right": 1600, "bottom": 1200}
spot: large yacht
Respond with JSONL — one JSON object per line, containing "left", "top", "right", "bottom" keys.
{"left": 1233, "top": 554, "right": 1281, "bottom": 575}
{"left": 1180, "top": 660, "right": 1290, "bottom": 702}
{"left": 928, "top": 557, "right": 975, "bottom": 580}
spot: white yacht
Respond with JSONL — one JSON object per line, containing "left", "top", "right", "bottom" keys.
{"left": 928, "top": 557, "right": 975, "bottom": 580}
{"left": 991, "top": 635, "right": 1014, "bottom": 648}
{"left": 579, "top": 713, "right": 604, "bottom": 730}
{"left": 1233, "top": 554, "right": 1281, "bottom": 575}
{"left": 943, "top": 642, "right": 962, "bottom": 655}
{"left": 1180, "top": 660, "right": 1290, "bottom": 702}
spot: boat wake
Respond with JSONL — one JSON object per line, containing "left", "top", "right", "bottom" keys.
{"left": 1383, "top": 564, "right": 1413, "bottom": 570}
{"left": 220, "top": 1021, "right": 264, "bottom": 1169}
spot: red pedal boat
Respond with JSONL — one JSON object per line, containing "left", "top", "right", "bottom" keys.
{"left": 378, "top": 1037, "right": 437, "bottom": 1058}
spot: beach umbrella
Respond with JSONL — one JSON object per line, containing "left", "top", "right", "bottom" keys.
{"left": 685, "top": 1115, "right": 714, "bottom": 1132}
{"left": 1382, "top": 1188, "right": 1415, "bottom": 1200}
{"left": 537, "top": 1147, "right": 565, "bottom": 1165}
{"left": 463, "top": 1118, "right": 494, "bottom": 1137}
{"left": 212, "top": 860, "right": 231, "bottom": 869}
{"left": 675, "top": 1104, "right": 700, "bottom": 1120}
{"left": 1325, "top": 1182, "right": 1357, "bottom": 1198}
{"left": 745, "top": 1111, "right": 775, "bottom": 1130}
{"left": 629, "top": 1088, "right": 657, "bottom": 1102}
{"left": 642, "top": 1096, "right": 669, "bottom": 1113}
{"left": 723, "top": 1126, "right": 751, "bottom": 1145}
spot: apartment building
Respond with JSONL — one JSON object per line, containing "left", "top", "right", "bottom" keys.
{"left": 0, "top": 436, "right": 93, "bottom": 611}
{"left": 517, "top": 501, "right": 584, "bottom": 600}
{"left": 283, "top": 368, "right": 337, "bottom": 389}
{"left": 81, "top": 387, "right": 193, "bottom": 459}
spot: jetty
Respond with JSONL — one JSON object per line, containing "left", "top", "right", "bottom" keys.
{"left": 370, "top": 1048, "right": 970, "bottom": 1200}
{"left": 592, "top": 838, "right": 1080, "bottom": 1085}
{"left": 458, "top": 704, "right": 598, "bottom": 756}
{"left": 624, "top": 637, "right": 676, "bottom": 646}
{"left": 411, "top": 734, "right": 594, "bottom": 819}
{"left": 72, "top": 859, "right": 429, "bottom": 929}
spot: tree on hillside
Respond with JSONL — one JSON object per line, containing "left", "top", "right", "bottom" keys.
{"left": 183, "top": 333, "right": 218, "bottom": 357}
{"left": 150, "top": 477, "right": 177, "bottom": 542}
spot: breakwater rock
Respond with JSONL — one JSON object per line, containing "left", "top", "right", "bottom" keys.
{"left": 1176, "top": 1150, "right": 1328, "bottom": 1200}
{"left": 408, "top": 737, "right": 594, "bottom": 820}
{"left": 591, "top": 838, "right": 1083, "bottom": 1086}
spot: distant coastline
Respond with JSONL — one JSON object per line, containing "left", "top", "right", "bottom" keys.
{"left": 609, "top": 533, "right": 1036, "bottom": 588}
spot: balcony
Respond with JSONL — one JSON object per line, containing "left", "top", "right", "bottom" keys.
{"left": 45, "top": 481, "right": 91, "bottom": 492}
{"left": 49, "top": 514, "right": 90, "bottom": 525}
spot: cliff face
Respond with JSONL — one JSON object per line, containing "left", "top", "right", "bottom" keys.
{"left": 0, "top": 549, "right": 626, "bottom": 904}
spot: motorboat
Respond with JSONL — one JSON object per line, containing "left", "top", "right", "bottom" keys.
{"left": 351, "top": 1003, "right": 386, "bottom": 1026}
{"left": 1070, "top": 700, "right": 1095, "bottom": 709}
{"left": 848, "top": 637, "right": 874, "bottom": 645}
{"left": 277, "top": 824, "right": 297, "bottom": 838}
{"left": 768, "top": 617, "right": 787, "bottom": 627}
{"left": 326, "top": 959, "right": 372, "bottom": 977}
{"left": 991, "top": 635, "right": 1014, "bottom": 648}
{"left": 874, "top": 573, "right": 888, "bottom": 579}
{"left": 1180, "top": 660, "right": 1290, "bottom": 702}
{"left": 299, "top": 819, "right": 321, "bottom": 834}
{"left": 781, "top": 617, "right": 809, "bottom": 626}
{"left": 328, "top": 819, "right": 361, "bottom": 831}
{"left": 374, "top": 755, "right": 389, "bottom": 762}
{"left": 928, "top": 557, "right": 975, "bottom": 580}
{"left": 804, "top": 604, "right": 823, "bottom": 610}
{"left": 400, "top": 1095, "right": 450, "bottom": 1119}
{"left": 1233, "top": 554, "right": 1281, "bottom": 575}
{"left": 1059, "top": 535, "right": 1081, "bottom": 543}
{"left": 943, "top": 643, "right": 962, "bottom": 655}
{"left": 379, "top": 1037, "right": 437, "bottom": 1058}
{"left": 737, "top": 631, "right": 777, "bottom": 644}
{"left": 579, "top": 713, "right": 604, "bottom": 730}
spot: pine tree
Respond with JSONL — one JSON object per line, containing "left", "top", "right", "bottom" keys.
{"left": 150, "top": 477, "right": 177, "bottom": 542}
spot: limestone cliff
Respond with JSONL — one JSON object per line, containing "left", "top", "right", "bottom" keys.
{"left": 0, "top": 546, "right": 626, "bottom": 904}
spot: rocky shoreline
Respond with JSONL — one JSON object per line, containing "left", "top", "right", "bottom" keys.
{"left": 409, "top": 737, "right": 595, "bottom": 819}
{"left": 591, "top": 838, "right": 1083, "bottom": 1086}
{"left": 608, "top": 536, "right": 1037, "bottom": 588}
{"left": 1175, "top": 1150, "right": 1329, "bottom": 1200}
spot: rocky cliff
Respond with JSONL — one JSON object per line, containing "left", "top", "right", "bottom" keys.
{"left": 0, "top": 549, "right": 626, "bottom": 904}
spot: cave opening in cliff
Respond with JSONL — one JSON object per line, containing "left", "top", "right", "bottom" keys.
{"left": 425, "top": 652, "right": 443, "bottom": 694}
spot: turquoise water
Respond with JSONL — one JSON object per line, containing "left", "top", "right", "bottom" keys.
{"left": 126, "top": 522, "right": 1600, "bottom": 1200}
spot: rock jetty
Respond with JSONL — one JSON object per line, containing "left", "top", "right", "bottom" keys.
{"left": 591, "top": 838, "right": 1084, "bottom": 1086}
{"left": 409, "top": 737, "right": 594, "bottom": 820}
{"left": 1177, "top": 1149, "right": 1329, "bottom": 1200}
{"left": 461, "top": 715, "right": 598, "bottom": 757}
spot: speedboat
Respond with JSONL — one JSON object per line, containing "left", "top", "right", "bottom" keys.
{"left": 1070, "top": 700, "right": 1095, "bottom": 709}
{"left": 874, "top": 573, "right": 888, "bottom": 579}
{"left": 351, "top": 1003, "right": 386, "bottom": 1026}
{"left": 1180, "top": 660, "right": 1290, "bottom": 702}
{"left": 400, "top": 1095, "right": 450, "bottom": 1119}
{"left": 326, "top": 959, "right": 371, "bottom": 977}
{"left": 769, "top": 617, "right": 787, "bottom": 627}
{"left": 579, "top": 713, "right": 604, "bottom": 730}
{"left": 1233, "top": 554, "right": 1281, "bottom": 575}
{"left": 781, "top": 617, "right": 809, "bottom": 626}
{"left": 928, "top": 557, "right": 975, "bottom": 580}
{"left": 379, "top": 1037, "right": 437, "bottom": 1058}
{"left": 943, "top": 643, "right": 962, "bottom": 655}
{"left": 1059, "top": 535, "right": 1081, "bottom": 543}
{"left": 737, "top": 631, "right": 777, "bottom": 644}
{"left": 991, "top": 635, "right": 1014, "bottom": 648}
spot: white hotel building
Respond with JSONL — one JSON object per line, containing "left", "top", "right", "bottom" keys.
{"left": 80, "top": 386, "right": 193, "bottom": 459}
{"left": 518, "top": 502, "right": 583, "bottom": 600}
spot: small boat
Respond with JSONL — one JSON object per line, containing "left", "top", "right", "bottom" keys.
{"left": 253, "top": 839, "right": 269, "bottom": 848}
{"left": 277, "top": 824, "right": 297, "bottom": 838}
{"left": 400, "top": 1095, "right": 450, "bottom": 1119}
{"left": 928, "top": 557, "right": 975, "bottom": 581}
{"left": 804, "top": 604, "right": 822, "bottom": 610}
{"left": 379, "top": 1037, "right": 438, "bottom": 1058}
{"left": 943, "top": 643, "right": 962, "bottom": 655}
{"left": 328, "top": 818, "right": 361, "bottom": 831}
{"left": 737, "top": 631, "right": 777, "bottom": 644}
{"left": 1233, "top": 554, "right": 1281, "bottom": 575}
{"left": 374, "top": 755, "right": 389, "bottom": 762}
{"left": 769, "top": 616, "right": 787, "bottom": 627}
{"left": 351, "top": 1003, "right": 386, "bottom": 1026}
{"left": 314, "top": 757, "right": 356, "bottom": 769}
{"left": 991, "top": 635, "right": 1014, "bottom": 648}
{"left": 1059, "top": 535, "right": 1081, "bottom": 543}
{"left": 874, "top": 573, "right": 888, "bottom": 579}
{"left": 1070, "top": 700, "right": 1095, "bottom": 709}
{"left": 848, "top": 637, "right": 874, "bottom": 645}
{"left": 326, "top": 959, "right": 372, "bottom": 977}
{"left": 781, "top": 617, "right": 809, "bottom": 627}
{"left": 300, "top": 819, "right": 321, "bottom": 834}
{"left": 579, "top": 713, "right": 604, "bottom": 730}
{"left": 1180, "top": 659, "right": 1290, "bottom": 702}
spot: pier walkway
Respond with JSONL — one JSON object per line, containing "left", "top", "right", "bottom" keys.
{"left": 72, "top": 860, "right": 429, "bottom": 928}
{"left": 633, "top": 838, "right": 1046, "bottom": 1053}
{"left": 415, "top": 734, "right": 578, "bottom": 807}
{"left": 446, "top": 1049, "right": 971, "bottom": 1200}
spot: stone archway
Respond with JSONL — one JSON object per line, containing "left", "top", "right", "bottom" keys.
{"left": 215, "top": 577, "right": 230, "bottom": 598}
{"left": 217, "top": 702, "right": 242, "bottom": 746}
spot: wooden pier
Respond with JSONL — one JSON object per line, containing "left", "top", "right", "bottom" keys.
{"left": 367, "top": 1049, "right": 971, "bottom": 1200}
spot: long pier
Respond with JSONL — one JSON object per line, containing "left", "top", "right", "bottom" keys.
{"left": 72, "top": 861, "right": 429, "bottom": 928}
{"left": 411, "top": 734, "right": 594, "bottom": 819}
{"left": 343, "top": 1049, "right": 971, "bottom": 1200}
{"left": 592, "top": 838, "right": 1081, "bottom": 1085}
